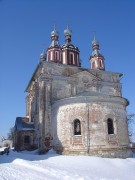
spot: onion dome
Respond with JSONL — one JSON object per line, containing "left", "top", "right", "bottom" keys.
{"left": 64, "top": 26, "right": 72, "bottom": 36}
{"left": 40, "top": 50, "right": 46, "bottom": 62}
{"left": 63, "top": 26, "right": 72, "bottom": 45}
{"left": 49, "top": 25, "right": 60, "bottom": 47}
{"left": 92, "top": 38, "right": 99, "bottom": 46}
{"left": 51, "top": 28, "right": 59, "bottom": 37}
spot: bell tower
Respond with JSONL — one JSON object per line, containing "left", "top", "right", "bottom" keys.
{"left": 90, "top": 36, "right": 105, "bottom": 70}
{"left": 47, "top": 26, "right": 62, "bottom": 63}
{"left": 61, "top": 26, "right": 81, "bottom": 67}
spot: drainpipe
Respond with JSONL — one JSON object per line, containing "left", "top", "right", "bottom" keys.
{"left": 86, "top": 103, "right": 90, "bottom": 153}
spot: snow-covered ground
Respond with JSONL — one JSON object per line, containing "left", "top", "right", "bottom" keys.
{"left": 0, "top": 147, "right": 6, "bottom": 152}
{"left": 0, "top": 149, "right": 135, "bottom": 180}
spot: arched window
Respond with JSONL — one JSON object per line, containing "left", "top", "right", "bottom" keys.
{"left": 107, "top": 118, "right": 114, "bottom": 134}
{"left": 55, "top": 51, "right": 59, "bottom": 60}
{"left": 50, "top": 51, "right": 53, "bottom": 60}
{"left": 100, "top": 60, "right": 102, "bottom": 67}
{"left": 74, "top": 119, "right": 81, "bottom": 135}
{"left": 70, "top": 53, "right": 74, "bottom": 64}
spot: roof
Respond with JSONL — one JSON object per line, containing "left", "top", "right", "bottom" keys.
{"left": 70, "top": 70, "right": 102, "bottom": 80}
{"left": 90, "top": 69, "right": 123, "bottom": 77}
{"left": 61, "top": 43, "right": 79, "bottom": 51}
{"left": 15, "top": 117, "right": 35, "bottom": 131}
{"left": 25, "top": 61, "right": 123, "bottom": 93}
{"left": 25, "top": 63, "right": 40, "bottom": 92}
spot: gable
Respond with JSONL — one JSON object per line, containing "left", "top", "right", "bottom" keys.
{"left": 70, "top": 70, "right": 101, "bottom": 80}
{"left": 70, "top": 70, "right": 102, "bottom": 84}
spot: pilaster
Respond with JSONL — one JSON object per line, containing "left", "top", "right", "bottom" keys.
{"left": 38, "top": 75, "right": 52, "bottom": 153}
{"left": 38, "top": 80, "right": 45, "bottom": 152}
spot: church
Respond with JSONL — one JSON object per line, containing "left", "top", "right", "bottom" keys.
{"left": 14, "top": 26, "right": 132, "bottom": 158}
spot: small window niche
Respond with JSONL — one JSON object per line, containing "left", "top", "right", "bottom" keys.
{"left": 107, "top": 118, "right": 114, "bottom": 134}
{"left": 74, "top": 119, "right": 81, "bottom": 135}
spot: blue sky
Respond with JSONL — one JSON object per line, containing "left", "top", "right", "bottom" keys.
{"left": 0, "top": 0, "right": 135, "bottom": 137}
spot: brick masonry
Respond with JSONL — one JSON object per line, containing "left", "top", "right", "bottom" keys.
{"left": 25, "top": 61, "right": 132, "bottom": 158}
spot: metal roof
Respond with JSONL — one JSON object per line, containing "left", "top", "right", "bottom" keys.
{"left": 15, "top": 117, "right": 35, "bottom": 131}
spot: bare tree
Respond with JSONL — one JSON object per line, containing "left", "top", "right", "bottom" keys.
{"left": 0, "top": 135, "right": 6, "bottom": 147}
{"left": 7, "top": 127, "right": 15, "bottom": 146}
{"left": 127, "top": 113, "right": 135, "bottom": 142}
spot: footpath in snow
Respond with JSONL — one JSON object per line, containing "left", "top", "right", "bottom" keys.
{"left": 0, "top": 149, "right": 135, "bottom": 180}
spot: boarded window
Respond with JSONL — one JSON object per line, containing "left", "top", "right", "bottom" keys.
{"left": 24, "top": 135, "right": 30, "bottom": 144}
{"left": 74, "top": 119, "right": 81, "bottom": 135}
{"left": 107, "top": 118, "right": 114, "bottom": 134}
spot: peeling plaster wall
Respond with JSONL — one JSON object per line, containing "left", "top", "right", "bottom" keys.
{"left": 51, "top": 97, "right": 130, "bottom": 157}
{"left": 26, "top": 62, "right": 131, "bottom": 157}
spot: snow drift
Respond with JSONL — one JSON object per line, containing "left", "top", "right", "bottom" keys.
{"left": 0, "top": 149, "right": 135, "bottom": 180}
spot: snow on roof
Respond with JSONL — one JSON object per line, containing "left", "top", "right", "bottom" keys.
{"left": 15, "top": 117, "right": 35, "bottom": 131}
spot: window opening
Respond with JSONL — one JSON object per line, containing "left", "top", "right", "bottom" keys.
{"left": 55, "top": 51, "right": 59, "bottom": 60}
{"left": 70, "top": 53, "right": 73, "bottom": 64}
{"left": 74, "top": 119, "right": 81, "bottom": 135}
{"left": 100, "top": 60, "right": 102, "bottom": 67}
{"left": 107, "top": 118, "right": 114, "bottom": 134}
{"left": 24, "top": 135, "right": 30, "bottom": 144}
